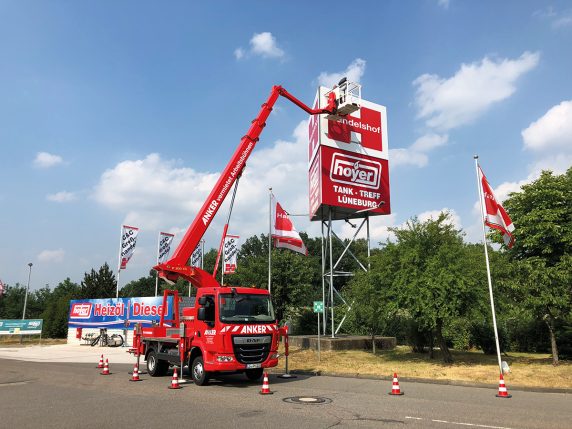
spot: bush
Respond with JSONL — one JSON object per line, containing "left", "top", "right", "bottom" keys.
{"left": 471, "top": 321, "right": 510, "bottom": 354}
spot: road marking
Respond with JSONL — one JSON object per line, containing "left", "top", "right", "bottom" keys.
{"left": 406, "top": 416, "right": 513, "bottom": 429}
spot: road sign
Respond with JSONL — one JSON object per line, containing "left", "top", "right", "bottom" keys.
{"left": 313, "top": 301, "right": 324, "bottom": 313}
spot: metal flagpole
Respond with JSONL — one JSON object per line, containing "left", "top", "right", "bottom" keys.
{"left": 116, "top": 225, "right": 123, "bottom": 299}
{"left": 268, "top": 188, "right": 272, "bottom": 294}
{"left": 155, "top": 232, "right": 160, "bottom": 297}
{"left": 474, "top": 155, "right": 503, "bottom": 375}
{"left": 321, "top": 221, "right": 326, "bottom": 334}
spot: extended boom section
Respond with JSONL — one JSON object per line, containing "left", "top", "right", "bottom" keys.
{"left": 154, "top": 85, "right": 338, "bottom": 287}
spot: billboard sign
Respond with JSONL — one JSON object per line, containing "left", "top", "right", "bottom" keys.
{"left": 0, "top": 319, "right": 43, "bottom": 335}
{"left": 308, "top": 87, "right": 391, "bottom": 221}
{"left": 68, "top": 296, "right": 174, "bottom": 328}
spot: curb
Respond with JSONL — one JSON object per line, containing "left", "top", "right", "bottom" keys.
{"left": 271, "top": 369, "right": 572, "bottom": 394}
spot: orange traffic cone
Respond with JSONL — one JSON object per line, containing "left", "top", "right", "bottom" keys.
{"left": 130, "top": 363, "right": 141, "bottom": 382}
{"left": 259, "top": 372, "right": 273, "bottom": 395}
{"left": 495, "top": 374, "right": 512, "bottom": 398}
{"left": 100, "top": 359, "right": 110, "bottom": 375}
{"left": 97, "top": 354, "right": 104, "bottom": 369}
{"left": 168, "top": 368, "right": 181, "bottom": 389}
{"left": 388, "top": 372, "right": 404, "bottom": 395}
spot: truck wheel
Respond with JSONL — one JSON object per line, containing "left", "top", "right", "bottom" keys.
{"left": 146, "top": 349, "right": 168, "bottom": 377}
{"left": 245, "top": 368, "right": 263, "bottom": 381}
{"left": 191, "top": 356, "right": 209, "bottom": 386}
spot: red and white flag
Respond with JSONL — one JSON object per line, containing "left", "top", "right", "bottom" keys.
{"left": 157, "top": 232, "right": 175, "bottom": 264}
{"left": 120, "top": 225, "right": 139, "bottom": 269}
{"left": 478, "top": 166, "right": 515, "bottom": 248}
{"left": 0, "top": 279, "right": 5, "bottom": 296}
{"left": 271, "top": 196, "right": 308, "bottom": 255}
{"left": 223, "top": 234, "right": 239, "bottom": 275}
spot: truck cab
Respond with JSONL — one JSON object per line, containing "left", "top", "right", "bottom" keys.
{"left": 138, "top": 287, "right": 281, "bottom": 385}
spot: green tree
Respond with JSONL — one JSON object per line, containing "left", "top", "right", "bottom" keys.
{"left": 502, "top": 168, "right": 572, "bottom": 364}
{"left": 0, "top": 283, "right": 27, "bottom": 319}
{"left": 79, "top": 263, "right": 117, "bottom": 299}
{"left": 388, "top": 213, "right": 483, "bottom": 363}
{"left": 119, "top": 273, "right": 157, "bottom": 297}
{"left": 40, "top": 278, "right": 80, "bottom": 338}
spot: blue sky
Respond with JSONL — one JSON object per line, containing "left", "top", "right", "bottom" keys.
{"left": 1, "top": 1, "right": 571, "bottom": 291}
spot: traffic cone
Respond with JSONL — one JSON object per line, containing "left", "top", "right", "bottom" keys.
{"left": 100, "top": 359, "right": 110, "bottom": 375}
{"left": 259, "top": 372, "right": 273, "bottom": 395}
{"left": 495, "top": 373, "right": 512, "bottom": 398}
{"left": 97, "top": 354, "right": 104, "bottom": 369}
{"left": 388, "top": 372, "right": 404, "bottom": 395}
{"left": 130, "top": 363, "right": 141, "bottom": 382}
{"left": 168, "top": 368, "right": 181, "bottom": 389}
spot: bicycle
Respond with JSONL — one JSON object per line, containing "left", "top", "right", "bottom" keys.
{"left": 89, "top": 329, "right": 124, "bottom": 347}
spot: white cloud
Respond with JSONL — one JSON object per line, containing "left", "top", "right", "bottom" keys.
{"left": 533, "top": 7, "right": 572, "bottom": 28}
{"left": 522, "top": 100, "right": 572, "bottom": 151}
{"left": 413, "top": 52, "right": 539, "bottom": 131}
{"left": 234, "top": 48, "right": 244, "bottom": 60}
{"left": 234, "top": 32, "right": 284, "bottom": 60}
{"left": 46, "top": 191, "right": 76, "bottom": 202}
{"left": 317, "top": 59, "right": 366, "bottom": 88}
{"left": 250, "top": 32, "right": 284, "bottom": 58}
{"left": 389, "top": 148, "right": 428, "bottom": 168}
{"left": 390, "top": 133, "right": 448, "bottom": 169}
{"left": 438, "top": 0, "right": 450, "bottom": 10}
{"left": 38, "top": 249, "right": 65, "bottom": 263}
{"left": 34, "top": 152, "right": 64, "bottom": 168}
{"left": 418, "top": 208, "right": 462, "bottom": 230}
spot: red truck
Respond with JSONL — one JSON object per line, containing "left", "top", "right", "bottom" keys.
{"left": 132, "top": 81, "right": 358, "bottom": 385}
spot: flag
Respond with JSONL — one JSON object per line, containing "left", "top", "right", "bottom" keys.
{"left": 120, "top": 225, "right": 139, "bottom": 269}
{"left": 223, "top": 234, "right": 239, "bottom": 275}
{"left": 271, "top": 196, "right": 308, "bottom": 255}
{"left": 478, "top": 166, "right": 515, "bottom": 248}
{"left": 0, "top": 279, "right": 4, "bottom": 296}
{"left": 191, "top": 243, "right": 202, "bottom": 268}
{"left": 158, "top": 232, "right": 175, "bottom": 264}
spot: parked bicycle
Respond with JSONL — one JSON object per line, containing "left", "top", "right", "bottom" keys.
{"left": 88, "top": 328, "right": 124, "bottom": 347}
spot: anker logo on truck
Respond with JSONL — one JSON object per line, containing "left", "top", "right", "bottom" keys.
{"left": 330, "top": 153, "right": 381, "bottom": 189}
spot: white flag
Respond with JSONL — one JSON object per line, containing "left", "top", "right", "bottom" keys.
{"left": 271, "top": 195, "right": 308, "bottom": 255}
{"left": 158, "top": 232, "right": 175, "bottom": 264}
{"left": 120, "top": 225, "right": 139, "bottom": 269}
{"left": 191, "top": 243, "right": 202, "bottom": 268}
{"left": 0, "top": 278, "right": 5, "bottom": 296}
{"left": 223, "top": 234, "right": 239, "bottom": 275}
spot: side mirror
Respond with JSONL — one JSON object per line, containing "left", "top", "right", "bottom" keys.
{"left": 197, "top": 307, "right": 206, "bottom": 321}
{"left": 198, "top": 296, "right": 207, "bottom": 306}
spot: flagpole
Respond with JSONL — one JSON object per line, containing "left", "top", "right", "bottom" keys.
{"left": 155, "top": 232, "right": 160, "bottom": 297}
{"left": 116, "top": 225, "right": 123, "bottom": 299}
{"left": 474, "top": 155, "right": 503, "bottom": 375}
{"left": 268, "top": 187, "right": 272, "bottom": 294}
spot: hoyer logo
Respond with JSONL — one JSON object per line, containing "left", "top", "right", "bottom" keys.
{"left": 70, "top": 303, "right": 92, "bottom": 318}
{"left": 330, "top": 153, "right": 381, "bottom": 190}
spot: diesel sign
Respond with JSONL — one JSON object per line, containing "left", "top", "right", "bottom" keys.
{"left": 330, "top": 153, "right": 381, "bottom": 190}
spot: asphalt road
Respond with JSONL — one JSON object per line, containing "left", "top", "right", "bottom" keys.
{"left": 0, "top": 358, "right": 570, "bottom": 429}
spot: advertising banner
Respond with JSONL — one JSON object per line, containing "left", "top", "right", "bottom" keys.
{"left": 157, "top": 232, "right": 175, "bottom": 264}
{"left": 223, "top": 234, "right": 239, "bottom": 275}
{"left": 191, "top": 243, "right": 202, "bottom": 268}
{"left": 68, "top": 296, "right": 173, "bottom": 328}
{"left": 120, "top": 225, "right": 139, "bottom": 269}
{"left": 0, "top": 319, "right": 43, "bottom": 335}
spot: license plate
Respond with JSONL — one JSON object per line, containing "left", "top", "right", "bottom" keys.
{"left": 246, "top": 363, "right": 261, "bottom": 369}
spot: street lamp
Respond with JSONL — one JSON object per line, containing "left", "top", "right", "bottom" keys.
{"left": 22, "top": 263, "right": 33, "bottom": 320}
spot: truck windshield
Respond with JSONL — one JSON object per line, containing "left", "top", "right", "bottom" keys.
{"left": 219, "top": 294, "right": 275, "bottom": 323}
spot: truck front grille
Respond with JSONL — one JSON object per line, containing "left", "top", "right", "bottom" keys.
{"left": 232, "top": 335, "right": 271, "bottom": 364}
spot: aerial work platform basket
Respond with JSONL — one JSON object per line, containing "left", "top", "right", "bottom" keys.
{"left": 326, "top": 78, "right": 361, "bottom": 120}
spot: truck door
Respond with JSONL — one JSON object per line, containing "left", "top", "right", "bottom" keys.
{"left": 197, "top": 294, "right": 217, "bottom": 356}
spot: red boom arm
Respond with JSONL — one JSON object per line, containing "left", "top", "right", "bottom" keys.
{"left": 154, "top": 86, "right": 336, "bottom": 287}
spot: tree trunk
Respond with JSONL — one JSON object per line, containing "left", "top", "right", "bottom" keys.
{"left": 428, "top": 329, "right": 434, "bottom": 359}
{"left": 371, "top": 333, "right": 376, "bottom": 355}
{"left": 545, "top": 316, "right": 559, "bottom": 366}
{"left": 435, "top": 319, "right": 453, "bottom": 363}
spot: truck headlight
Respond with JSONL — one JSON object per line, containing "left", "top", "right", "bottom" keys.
{"left": 270, "top": 353, "right": 279, "bottom": 359}
{"left": 216, "top": 355, "right": 234, "bottom": 362}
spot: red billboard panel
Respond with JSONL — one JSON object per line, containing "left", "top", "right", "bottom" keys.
{"left": 309, "top": 87, "right": 391, "bottom": 221}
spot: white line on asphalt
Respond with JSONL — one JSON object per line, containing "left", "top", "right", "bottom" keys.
{"left": 405, "top": 416, "right": 513, "bottom": 429}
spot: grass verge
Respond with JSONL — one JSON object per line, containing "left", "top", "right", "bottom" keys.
{"left": 276, "top": 345, "right": 572, "bottom": 389}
